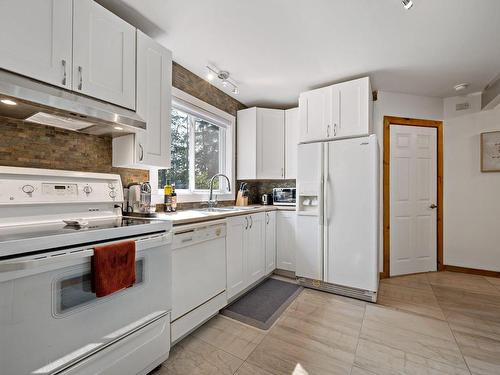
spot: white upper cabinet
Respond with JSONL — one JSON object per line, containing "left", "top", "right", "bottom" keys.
{"left": 298, "top": 87, "right": 329, "bottom": 143}
{"left": 0, "top": 0, "right": 73, "bottom": 89}
{"left": 73, "top": 0, "right": 136, "bottom": 109}
{"left": 285, "top": 108, "right": 299, "bottom": 179}
{"left": 331, "top": 77, "right": 371, "bottom": 139}
{"left": 237, "top": 108, "right": 285, "bottom": 180}
{"left": 112, "top": 31, "right": 172, "bottom": 169}
{"left": 299, "top": 77, "right": 372, "bottom": 143}
{"left": 135, "top": 30, "right": 172, "bottom": 168}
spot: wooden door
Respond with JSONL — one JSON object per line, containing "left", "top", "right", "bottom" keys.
{"left": 390, "top": 125, "right": 437, "bottom": 276}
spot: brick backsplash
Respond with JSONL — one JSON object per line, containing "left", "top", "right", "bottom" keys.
{"left": 172, "top": 62, "right": 246, "bottom": 116}
{"left": 0, "top": 116, "right": 148, "bottom": 186}
{"left": 0, "top": 62, "right": 285, "bottom": 205}
{"left": 236, "top": 179, "right": 296, "bottom": 205}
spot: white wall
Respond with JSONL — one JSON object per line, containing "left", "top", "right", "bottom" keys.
{"left": 444, "top": 92, "right": 482, "bottom": 119}
{"left": 374, "top": 91, "right": 444, "bottom": 272}
{"left": 444, "top": 106, "right": 500, "bottom": 271}
{"left": 375, "top": 91, "right": 500, "bottom": 273}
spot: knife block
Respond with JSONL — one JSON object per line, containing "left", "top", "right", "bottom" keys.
{"left": 235, "top": 191, "right": 248, "bottom": 206}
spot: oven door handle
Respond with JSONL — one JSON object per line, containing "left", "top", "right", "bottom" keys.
{"left": 0, "top": 232, "right": 172, "bottom": 273}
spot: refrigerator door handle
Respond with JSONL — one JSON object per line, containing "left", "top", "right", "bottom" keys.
{"left": 323, "top": 142, "right": 330, "bottom": 281}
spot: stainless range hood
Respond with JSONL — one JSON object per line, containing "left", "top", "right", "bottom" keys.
{"left": 0, "top": 69, "right": 146, "bottom": 136}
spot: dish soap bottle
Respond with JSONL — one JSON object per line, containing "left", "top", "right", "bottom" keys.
{"left": 164, "top": 179, "right": 173, "bottom": 212}
{"left": 171, "top": 183, "right": 177, "bottom": 212}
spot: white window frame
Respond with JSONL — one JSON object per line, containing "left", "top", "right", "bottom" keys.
{"left": 150, "top": 87, "right": 235, "bottom": 204}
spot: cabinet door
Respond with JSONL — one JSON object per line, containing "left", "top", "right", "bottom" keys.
{"left": 285, "top": 108, "right": 299, "bottom": 179}
{"left": 0, "top": 0, "right": 72, "bottom": 89}
{"left": 298, "top": 88, "right": 329, "bottom": 143}
{"left": 265, "top": 211, "right": 277, "bottom": 274}
{"left": 257, "top": 109, "right": 285, "bottom": 179}
{"left": 332, "top": 77, "right": 370, "bottom": 139}
{"left": 226, "top": 216, "right": 247, "bottom": 299}
{"left": 276, "top": 211, "right": 296, "bottom": 272}
{"left": 73, "top": 0, "right": 136, "bottom": 109}
{"left": 236, "top": 108, "right": 257, "bottom": 180}
{"left": 136, "top": 31, "right": 172, "bottom": 168}
{"left": 246, "top": 213, "right": 266, "bottom": 285}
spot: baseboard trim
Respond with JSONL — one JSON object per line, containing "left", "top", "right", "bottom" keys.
{"left": 444, "top": 264, "right": 500, "bottom": 278}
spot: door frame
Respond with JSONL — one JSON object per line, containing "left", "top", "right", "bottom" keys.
{"left": 382, "top": 116, "right": 444, "bottom": 279}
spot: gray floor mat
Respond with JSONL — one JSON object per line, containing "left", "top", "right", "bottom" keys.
{"left": 221, "top": 278, "right": 302, "bottom": 330}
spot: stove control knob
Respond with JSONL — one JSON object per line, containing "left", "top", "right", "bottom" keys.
{"left": 109, "top": 190, "right": 117, "bottom": 199}
{"left": 108, "top": 182, "right": 116, "bottom": 190}
{"left": 22, "top": 184, "right": 35, "bottom": 195}
{"left": 83, "top": 185, "right": 93, "bottom": 195}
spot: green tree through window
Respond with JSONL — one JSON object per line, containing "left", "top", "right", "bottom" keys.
{"left": 158, "top": 107, "right": 226, "bottom": 191}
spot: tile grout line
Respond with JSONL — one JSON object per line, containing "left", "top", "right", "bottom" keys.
{"left": 349, "top": 300, "right": 369, "bottom": 374}
{"left": 430, "top": 283, "right": 474, "bottom": 375}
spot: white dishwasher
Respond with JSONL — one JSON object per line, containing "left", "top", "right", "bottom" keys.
{"left": 171, "top": 220, "right": 228, "bottom": 343}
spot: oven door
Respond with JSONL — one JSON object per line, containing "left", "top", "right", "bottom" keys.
{"left": 0, "top": 232, "right": 172, "bottom": 375}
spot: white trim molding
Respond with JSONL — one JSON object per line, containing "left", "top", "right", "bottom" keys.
{"left": 150, "top": 88, "right": 236, "bottom": 204}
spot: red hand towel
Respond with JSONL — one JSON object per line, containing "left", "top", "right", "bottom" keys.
{"left": 91, "top": 240, "right": 136, "bottom": 298}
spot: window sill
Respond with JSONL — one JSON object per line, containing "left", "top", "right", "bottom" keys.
{"left": 152, "top": 191, "right": 235, "bottom": 204}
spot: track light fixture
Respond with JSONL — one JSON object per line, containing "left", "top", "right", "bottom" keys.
{"left": 206, "top": 66, "right": 239, "bottom": 95}
{"left": 402, "top": 0, "right": 414, "bottom": 10}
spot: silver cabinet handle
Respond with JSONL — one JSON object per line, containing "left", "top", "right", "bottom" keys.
{"left": 139, "top": 143, "right": 144, "bottom": 161}
{"left": 266, "top": 212, "right": 270, "bottom": 225}
{"left": 334, "top": 123, "right": 337, "bottom": 136}
{"left": 281, "top": 167, "right": 284, "bottom": 178}
{"left": 327, "top": 124, "right": 330, "bottom": 138}
{"left": 249, "top": 215, "right": 253, "bottom": 229}
{"left": 78, "top": 66, "right": 83, "bottom": 90}
{"left": 61, "top": 59, "right": 67, "bottom": 86}
{"left": 244, "top": 216, "right": 248, "bottom": 230}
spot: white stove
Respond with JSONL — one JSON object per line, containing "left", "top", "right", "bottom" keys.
{"left": 0, "top": 167, "right": 173, "bottom": 375}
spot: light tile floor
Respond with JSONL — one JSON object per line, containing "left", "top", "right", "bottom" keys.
{"left": 156, "top": 271, "right": 500, "bottom": 375}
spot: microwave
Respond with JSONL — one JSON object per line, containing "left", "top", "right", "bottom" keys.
{"left": 272, "top": 188, "right": 296, "bottom": 206}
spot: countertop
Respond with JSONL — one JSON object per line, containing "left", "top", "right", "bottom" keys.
{"left": 127, "top": 205, "right": 296, "bottom": 226}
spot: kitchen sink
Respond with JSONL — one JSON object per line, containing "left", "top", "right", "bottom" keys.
{"left": 195, "top": 206, "right": 257, "bottom": 213}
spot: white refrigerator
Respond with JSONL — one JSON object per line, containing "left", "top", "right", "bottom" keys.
{"left": 296, "top": 135, "right": 379, "bottom": 302}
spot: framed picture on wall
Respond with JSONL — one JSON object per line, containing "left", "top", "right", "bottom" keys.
{"left": 481, "top": 131, "right": 500, "bottom": 172}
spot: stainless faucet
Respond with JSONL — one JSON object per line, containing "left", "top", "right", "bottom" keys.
{"left": 208, "top": 173, "right": 231, "bottom": 208}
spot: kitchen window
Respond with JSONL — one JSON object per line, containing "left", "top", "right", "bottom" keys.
{"left": 151, "top": 88, "right": 235, "bottom": 203}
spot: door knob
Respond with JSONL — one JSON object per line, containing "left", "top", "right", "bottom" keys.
{"left": 429, "top": 204, "right": 437, "bottom": 209}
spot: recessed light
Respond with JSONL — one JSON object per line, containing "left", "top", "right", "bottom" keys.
{"left": 113, "top": 126, "right": 123, "bottom": 130}
{"left": 454, "top": 83, "right": 469, "bottom": 92}
{"left": 402, "top": 0, "right": 413, "bottom": 10}
{"left": 1, "top": 99, "right": 17, "bottom": 106}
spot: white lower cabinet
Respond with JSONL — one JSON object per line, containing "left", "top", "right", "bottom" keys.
{"left": 226, "top": 213, "right": 266, "bottom": 300}
{"left": 277, "top": 211, "right": 297, "bottom": 272}
{"left": 265, "top": 211, "right": 277, "bottom": 274}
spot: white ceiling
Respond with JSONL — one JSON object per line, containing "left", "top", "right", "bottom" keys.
{"left": 98, "top": 0, "right": 500, "bottom": 108}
